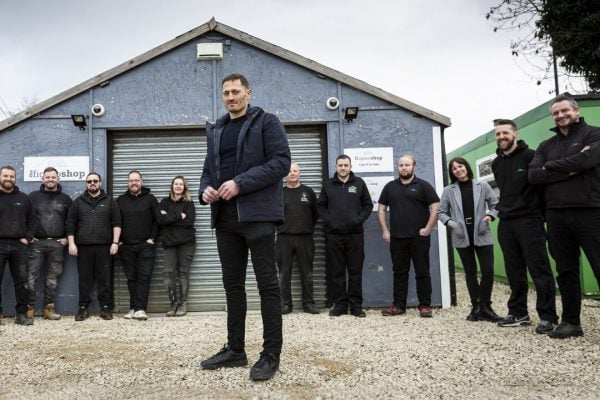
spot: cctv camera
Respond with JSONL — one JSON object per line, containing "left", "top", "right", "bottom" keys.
{"left": 91, "top": 104, "right": 105, "bottom": 117}
{"left": 326, "top": 97, "right": 340, "bottom": 110}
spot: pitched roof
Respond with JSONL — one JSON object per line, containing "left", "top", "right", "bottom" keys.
{"left": 0, "top": 18, "right": 451, "bottom": 132}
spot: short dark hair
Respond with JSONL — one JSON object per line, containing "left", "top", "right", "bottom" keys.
{"left": 222, "top": 73, "right": 250, "bottom": 89}
{"left": 128, "top": 170, "right": 142, "bottom": 180}
{"left": 86, "top": 172, "right": 101, "bottom": 181}
{"left": 335, "top": 154, "right": 351, "bottom": 164}
{"left": 551, "top": 93, "right": 579, "bottom": 110}
{"left": 448, "top": 157, "right": 474, "bottom": 183}
{"left": 43, "top": 167, "right": 59, "bottom": 175}
{"left": 0, "top": 165, "right": 16, "bottom": 174}
{"left": 493, "top": 119, "right": 517, "bottom": 130}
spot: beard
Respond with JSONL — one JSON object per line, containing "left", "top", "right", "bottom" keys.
{"left": 0, "top": 180, "right": 14, "bottom": 191}
{"left": 399, "top": 171, "right": 414, "bottom": 180}
{"left": 88, "top": 187, "right": 101, "bottom": 195}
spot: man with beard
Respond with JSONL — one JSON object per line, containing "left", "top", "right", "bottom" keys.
{"left": 116, "top": 170, "right": 159, "bottom": 321}
{"left": 66, "top": 172, "right": 121, "bottom": 321}
{"left": 529, "top": 94, "right": 600, "bottom": 338}
{"left": 0, "top": 165, "right": 35, "bottom": 325}
{"left": 27, "top": 166, "right": 73, "bottom": 320}
{"left": 492, "top": 119, "right": 558, "bottom": 334}
{"left": 377, "top": 155, "right": 439, "bottom": 318}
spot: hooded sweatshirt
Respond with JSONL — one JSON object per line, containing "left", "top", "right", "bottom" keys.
{"left": 0, "top": 185, "right": 35, "bottom": 240}
{"left": 29, "top": 183, "right": 73, "bottom": 238}
{"left": 116, "top": 187, "right": 159, "bottom": 245}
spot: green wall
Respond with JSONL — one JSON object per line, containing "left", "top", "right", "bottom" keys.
{"left": 448, "top": 96, "right": 600, "bottom": 297}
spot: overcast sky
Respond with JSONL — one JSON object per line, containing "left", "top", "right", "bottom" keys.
{"left": 0, "top": 0, "right": 587, "bottom": 151}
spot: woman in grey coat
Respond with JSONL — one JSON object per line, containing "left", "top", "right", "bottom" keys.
{"left": 438, "top": 157, "right": 502, "bottom": 322}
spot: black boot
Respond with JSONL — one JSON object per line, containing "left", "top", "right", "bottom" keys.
{"left": 466, "top": 303, "right": 480, "bottom": 321}
{"left": 166, "top": 288, "right": 178, "bottom": 317}
{"left": 479, "top": 302, "right": 502, "bottom": 322}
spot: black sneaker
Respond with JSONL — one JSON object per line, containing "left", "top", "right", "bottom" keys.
{"left": 75, "top": 306, "right": 89, "bottom": 321}
{"left": 249, "top": 352, "right": 280, "bottom": 381}
{"left": 100, "top": 305, "right": 113, "bottom": 320}
{"left": 535, "top": 320, "right": 557, "bottom": 334}
{"left": 328, "top": 305, "right": 347, "bottom": 317}
{"left": 15, "top": 313, "right": 34, "bottom": 326}
{"left": 281, "top": 305, "right": 292, "bottom": 315}
{"left": 303, "top": 304, "right": 320, "bottom": 314}
{"left": 548, "top": 322, "right": 584, "bottom": 339}
{"left": 350, "top": 308, "right": 366, "bottom": 318}
{"left": 200, "top": 345, "right": 248, "bottom": 370}
{"left": 497, "top": 314, "right": 531, "bottom": 327}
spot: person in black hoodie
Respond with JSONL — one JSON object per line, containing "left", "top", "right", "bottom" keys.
{"left": 116, "top": 170, "right": 159, "bottom": 321}
{"left": 66, "top": 172, "right": 121, "bottom": 321}
{"left": 157, "top": 175, "right": 195, "bottom": 318}
{"left": 27, "top": 166, "right": 73, "bottom": 321}
{"left": 491, "top": 119, "right": 558, "bottom": 334}
{"left": 0, "top": 165, "right": 35, "bottom": 325}
{"left": 317, "top": 154, "right": 372, "bottom": 318}
{"left": 529, "top": 94, "right": 600, "bottom": 339}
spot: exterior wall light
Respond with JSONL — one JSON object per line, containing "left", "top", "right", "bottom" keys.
{"left": 71, "top": 114, "right": 87, "bottom": 130}
{"left": 344, "top": 107, "right": 359, "bottom": 123}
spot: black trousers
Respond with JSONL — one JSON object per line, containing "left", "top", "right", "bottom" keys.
{"left": 0, "top": 239, "right": 30, "bottom": 314}
{"left": 326, "top": 233, "right": 364, "bottom": 310}
{"left": 390, "top": 235, "right": 432, "bottom": 308}
{"left": 215, "top": 203, "right": 282, "bottom": 355}
{"left": 456, "top": 245, "right": 494, "bottom": 307}
{"left": 276, "top": 234, "right": 315, "bottom": 308}
{"left": 77, "top": 244, "right": 113, "bottom": 309}
{"left": 546, "top": 208, "right": 600, "bottom": 325}
{"left": 163, "top": 242, "right": 195, "bottom": 305}
{"left": 119, "top": 242, "right": 156, "bottom": 311}
{"left": 498, "top": 216, "right": 557, "bottom": 322}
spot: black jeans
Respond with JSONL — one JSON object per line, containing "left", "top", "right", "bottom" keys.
{"left": 162, "top": 242, "right": 195, "bottom": 305}
{"left": 390, "top": 235, "right": 432, "bottom": 308}
{"left": 276, "top": 234, "right": 315, "bottom": 308}
{"left": 326, "top": 233, "right": 364, "bottom": 310}
{"left": 546, "top": 208, "right": 600, "bottom": 325}
{"left": 119, "top": 242, "right": 156, "bottom": 311}
{"left": 28, "top": 239, "right": 66, "bottom": 305}
{"left": 456, "top": 244, "right": 494, "bottom": 307}
{"left": 77, "top": 244, "right": 113, "bottom": 308}
{"left": 0, "top": 239, "right": 30, "bottom": 314}
{"left": 215, "top": 203, "right": 282, "bottom": 355}
{"left": 498, "top": 216, "right": 557, "bottom": 322}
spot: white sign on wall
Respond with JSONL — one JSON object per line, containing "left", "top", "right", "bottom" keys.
{"left": 363, "top": 175, "right": 395, "bottom": 211}
{"left": 344, "top": 147, "right": 394, "bottom": 173}
{"left": 24, "top": 156, "right": 89, "bottom": 181}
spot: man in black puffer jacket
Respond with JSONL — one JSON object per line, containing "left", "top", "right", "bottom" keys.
{"left": 66, "top": 172, "right": 121, "bottom": 321}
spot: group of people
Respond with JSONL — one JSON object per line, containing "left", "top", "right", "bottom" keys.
{"left": 0, "top": 166, "right": 197, "bottom": 325}
{"left": 0, "top": 71, "right": 597, "bottom": 382}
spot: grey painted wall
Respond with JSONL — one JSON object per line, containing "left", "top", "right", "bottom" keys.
{"left": 0, "top": 32, "right": 443, "bottom": 315}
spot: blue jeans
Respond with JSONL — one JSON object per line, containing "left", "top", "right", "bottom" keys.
{"left": 28, "top": 239, "right": 66, "bottom": 305}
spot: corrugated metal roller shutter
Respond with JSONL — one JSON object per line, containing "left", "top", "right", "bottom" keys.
{"left": 110, "top": 126, "right": 326, "bottom": 313}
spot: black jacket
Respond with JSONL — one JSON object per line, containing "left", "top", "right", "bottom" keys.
{"left": 117, "top": 187, "right": 159, "bottom": 245}
{"left": 66, "top": 190, "right": 121, "bottom": 245}
{"left": 157, "top": 196, "right": 196, "bottom": 247}
{"left": 317, "top": 172, "right": 372, "bottom": 234}
{"left": 29, "top": 183, "right": 73, "bottom": 238}
{"left": 529, "top": 118, "right": 600, "bottom": 208}
{"left": 492, "top": 140, "right": 543, "bottom": 219}
{"left": 0, "top": 186, "right": 34, "bottom": 240}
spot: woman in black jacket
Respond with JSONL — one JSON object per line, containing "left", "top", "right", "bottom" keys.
{"left": 157, "top": 176, "right": 196, "bottom": 317}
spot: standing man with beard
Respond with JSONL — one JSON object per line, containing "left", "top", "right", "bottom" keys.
{"left": 0, "top": 165, "right": 35, "bottom": 325}
{"left": 116, "top": 170, "right": 159, "bottom": 321}
{"left": 529, "top": 94, "right": 600, "bottom": 338}
{"left": 377, "top": 155, "right": 439, "bottom": 318}
{"left": 67, "top": 172, "right": 121, "bottom": 321}
{"left": 27, "top": 167, "right": 73, "bottom": 320}
{"left": 492, "top": 119, "right": 558, "bottom": 334}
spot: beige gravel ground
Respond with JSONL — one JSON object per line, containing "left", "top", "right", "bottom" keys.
{"left": 1, "top": 274, "right": 599, "bottom": 400}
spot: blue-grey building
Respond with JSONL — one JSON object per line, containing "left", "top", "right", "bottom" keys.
{"left": 0, "top": 18, "right": 452, "bottom": 315}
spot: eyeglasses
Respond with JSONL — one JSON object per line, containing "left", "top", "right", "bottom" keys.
{"left": 86, "top": 179, "right": 99, "bottom": 184}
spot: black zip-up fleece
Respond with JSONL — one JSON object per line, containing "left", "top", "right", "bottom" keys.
{"left": 156, "top": 197, "right": 196, "bottom": 247}
{"left": 529, "top": 118, "right": 600, "bottom": 208}
{"left": 116, "top": 187, "right": 159, "bottom": 245}
{"left": 29, "top": 183, "right": 73, "bottom": 238}
{"left": 0, "top": 186, "right": 34, "bottom": 240}
{"left": 66, "top": 190, "right": 121, "bottom": 245}
{"left": 492, "top": 140, "right": 543, "bottom": 219}
{"left": 317, "top": 172, "right": 373, "bottom": 234}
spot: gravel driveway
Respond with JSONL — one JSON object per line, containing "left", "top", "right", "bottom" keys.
{"left": 1, "top": 275, "right": 598, "bottom": 400}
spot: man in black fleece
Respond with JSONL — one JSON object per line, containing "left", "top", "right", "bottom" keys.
{"left": 492, "top": 119, "right": 557, "bottom": 334}
{"left": 116, "top": 170, "right": 159, "bottom": 321}
{"left": 28, "top": 166, "right": 73, "bottom": 320}
{"left": 317, "top": 154, "right": 372, "bottom": 318}
{"left": 529, "top": 94, "right": 600, "bottom": 339}
{"left": 66, "top": 172, "right": 121, "bottom": 321}
{"left": 0, "top": 165, "right": 35, "bottom": 325}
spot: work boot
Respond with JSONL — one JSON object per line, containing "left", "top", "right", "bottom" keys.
{"left": 43, "top": 303, "right": 61, "bottom": 320}
{"left": 175, "top": 303, "right": 187, "bottom": 317}
{"left": 166, "top": 289, "right": 178, "bottom": 317}
{"left": 15, "top": 312, "right": 34, "bottom": 326}
{"left": 26, "top": 305, "right": 34, "bottom": 319}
